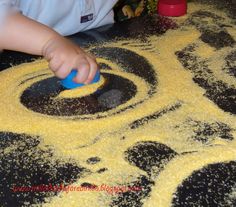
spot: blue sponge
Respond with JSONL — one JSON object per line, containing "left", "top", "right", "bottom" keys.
{"left": 61, "top": 69, "right": 100, "bottom": 89}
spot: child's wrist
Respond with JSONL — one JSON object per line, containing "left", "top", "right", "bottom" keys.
{"left": 41, "top": 34, "right": 61, "bottom": 59}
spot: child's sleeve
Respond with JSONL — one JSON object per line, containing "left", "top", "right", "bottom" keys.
{"left": 0, "top": 0, "right": 19, "bottom": 28}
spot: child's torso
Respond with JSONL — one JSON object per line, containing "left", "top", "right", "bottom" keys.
{"left": 15, "top": 0, "right": 118, "bottom": 35}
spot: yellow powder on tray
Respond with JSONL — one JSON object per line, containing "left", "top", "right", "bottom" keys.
{"left": 56, "top": 75, "right": 106, "bottom": 99}
{"left": 0, "top": 2, "right": 236, "bottom": 207}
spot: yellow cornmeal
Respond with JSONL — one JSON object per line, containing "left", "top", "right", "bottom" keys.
{"left": 144, "top": 146, "right": 236, "bottom": 207}
{"left": 0, "top": 2, "right": 236, "bottom": 207}
{"left": 56, "top": 75, "right": 106, "bottom": 99}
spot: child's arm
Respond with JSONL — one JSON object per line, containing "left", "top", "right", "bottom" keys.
{"left": 0, "top": 12, "right": 98, "bottom": 84}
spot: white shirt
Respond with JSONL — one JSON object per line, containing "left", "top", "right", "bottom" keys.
{"left": 0, "top": 0, "right": 118, "bottom": 35}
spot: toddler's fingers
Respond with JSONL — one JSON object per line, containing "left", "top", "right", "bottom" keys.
{"left": 54, "top": 63, "right": 71, "bottom": 79}
{"left": 73, "top": 61, "right": 90, "bottom": 83}
{"left": 49, "top": 57, "right": 63, "bottom": 72}
{"left": 84, "top": 57, "right": 98, "bottom": 84}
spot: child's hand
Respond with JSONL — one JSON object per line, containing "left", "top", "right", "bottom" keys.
{"left": 0, "top": 12, "right": 98, "bottom": 85}
{"left": 42, "top": 36, "right": 98, "bottom": 84}
{"left": 122, "top": 5, "right": 135, "bottom": 19}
